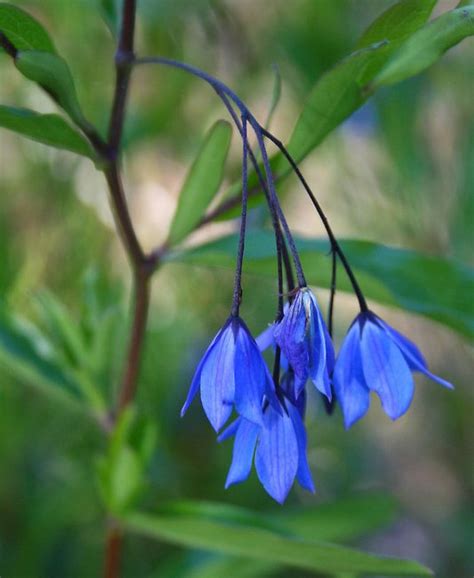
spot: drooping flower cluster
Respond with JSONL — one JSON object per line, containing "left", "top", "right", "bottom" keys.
{"left": 178, "top": 84, "right": 452, "bottom": 503}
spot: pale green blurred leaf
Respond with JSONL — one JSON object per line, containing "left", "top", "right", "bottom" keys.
{"left": 0, "top": 3, "right": 55, "bottom": 52}
{"left": 161, "top": 493, "right": 396, "bottom": 542}
{"left": 125, "top": 511, "right": 432, "bottom": 575}
{"left": 0, "top": 308, "right": 83, "bottom": 405}
{"left": 168, "top": 120, "right": 232, "bottom": 245}
{"left": 168, "top": 232, "right": 474, "bottom": 338}
{"left": 15, "top": 50, "right": 88, "bottom": 128}
{"left": 372, "top": 6, "right": 474, "bottom": 89}
{"left": 217, "top": 0, "right": 437, "bottom": 220}
{"left": 171, "top": 495, "right": 396, "bottom": 578}
{"left": 178, "top": 557, "right": 274, "bottom": 578}
{"left": 0, "top": 106, "right": 95, "bottom": 157}
{"left": 97, "top": 409, "right": 157, "bottom": 515}
{"left": 286, "top": 0, "right": 436, "bottom": 162}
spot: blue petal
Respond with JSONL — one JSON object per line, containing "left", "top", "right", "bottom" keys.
{"left": 200, "top": 323, "right": 236, "bottom": 431}
{"left": 378, "top": 318, "right": 454, "bottom": 390}
{"left": 360, "top": 319, "right": 414, "bottom": 420}
{"left": 181, "top": 324, "right": 225, "bottom": 417}
{"left": 255, "top": 407, "right": 298, "bottom": 504}
{"left": 323, "top": 323, "right": 335, "bottom": 375}
{"left": 287, "top": 402, "right": 315, "bottom": 493}
{"left": 217, "top": 417, "right": 241, "bottom": 443}
{"left": 233, "top": 321, "right": 267, "bottom": 425}
{"left": 333, "top": 320, "right": 370, "bottom": 428}
{"left": 274, "top": 292, "right": 309, "bottom": 385}
{"left": 256, "top": 323, "right": 275, "bottom": 352}
{"left": 306, "top": 296, "right": 327, "bottom": 395}
{"left": 225, "top": 419, "right": 260, "bottom": 488}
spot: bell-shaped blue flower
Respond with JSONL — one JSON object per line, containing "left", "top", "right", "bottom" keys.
{"left": 219, "top": 373, "right": 315, "bottom": 504}
{"left": 181, "top": 316, "right": 279, "bottom": 432}
{"left": 274, "top": 288, "right": 334, "bottom": 399}
{"left": 333, "top": 311, "right": 453, "bottom": 428}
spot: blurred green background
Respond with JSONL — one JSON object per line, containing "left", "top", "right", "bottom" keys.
{"left": 0, "top": 0, "right": 472, "bottom": 576}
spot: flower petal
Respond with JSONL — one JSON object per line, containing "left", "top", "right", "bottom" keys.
{"left": 217, "top": 417, "right": 241, "bottom": 443}
{"left": 333, "top": 321, "right": 370, "bottom": 428}
{"left": 378, "top": 318, "right": 454, "bottom": 390}
{"left": 307, "top": 297, "right": 330, "bottom": 398}
{"left": 233, "top": 323, "right": 268, "bottom": 425}
{"left": 181, "top": 324, "right": 225, "bottom": 417}
{"left": 225, "top": 419, "right": 260, "bottom": 488}
{"left": 256, "top": 323, "right": 275, "bottom": 352}
{"left": 255, "top": 407, "right": 298, "bottom": 504}
{"left": 200, "top": 323, "right": 236, "bottom": 432}
{"left": 287, "top": 402, "right": 315, "bottom": 493}
{"left": 274, "top": 292, "right": 309, "bottom": 385}
{"left": 360, "top": 320, "right": 414, "bottom": 420}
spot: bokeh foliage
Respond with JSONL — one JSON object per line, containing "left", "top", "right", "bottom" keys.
{"left": 0, "top": 1, "right": 473, "bottom": 576}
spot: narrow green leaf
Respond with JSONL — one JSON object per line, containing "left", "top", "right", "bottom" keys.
{"left": 168, "top": 232, "right": 474, "bottom": 338}
{"left": 286, "top": 0, "right": 436, "bottom": 162}
{"left": 99, "top": 0, "right": 120, "bottom": 37}
{"left": 372, "top": 6, "right": 474, "bottom": 89}
{"left": 276, "top": 494, "right": 396, "bottom": 542}
{"left": 125, "top": 512, "right": 432, "bottom": 575}
{"left": 0, "top": 105, "right": 95, "bottom": 157}
{"left": 15, "top": 50, "right": 88, "bottom": 128}
{"left": 165, "top": 495, "right": 396, "bottom": 578}
{"left": 0, "top": 3, "right": 55, "bottom": 52}
{"left": 264, "top": 64, "right": 282, "bottom": 130}
{"left": 161, "top": 493, "right": 396, "bottom": 543}
{"left": 168, "top": 120, "right": 233, "bottom": 246}
{"left": 0, "top": 309, "right": 82, "bottom": 403}
{"left": 180, "top": 557, "right": 275, "bottom": 578}
{"left": 357, "top": 0, "right": 437, "bottom": 49}
{"left": 217, "top": 0, "right": 437, "bottom": 221}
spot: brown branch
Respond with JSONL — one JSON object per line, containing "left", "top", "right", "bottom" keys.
{"left": 116, "top": 267, "right": 151, "bottom": 412}
{"left": 102, "top": 2, "right": 146, "bottom": 578}
{"left": 108, "top": 0, "right": 137, "bottom": 154}
{"left": 103, "top": 523, "right": 123, "bottom": 578}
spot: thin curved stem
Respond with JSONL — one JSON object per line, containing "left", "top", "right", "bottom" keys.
{"left": 261, "top": 128, "right": 368, "bottom": 312}
{"left": 328, "top": 249, "right": 337, "bottom": 337}
{"left": 252, "top": 124, "right": 306, "bottom": 287}
{"left": 231, "top": 115, "right": 249, "bottom": 317}
{"left": 135, "top": 57, "right": 306, "bottom": 285}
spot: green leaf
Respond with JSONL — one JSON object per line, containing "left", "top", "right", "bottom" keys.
{"left": 0, "top": 105, "right": 95, "bottom": 157}
{"left": 168, "top": 120, "right": 233, "bottom": 246}
{"left": 357, "top": 0, "right": 437, "bottom": 49}
{"left": 0, "top": 3, "right": 55, "bottom": 52}
{"left": 215, "top": 0, "right": 437, "bottom": 221}
{"left": 179, "top": 557, "right": 275, "bottom": 578}
{"left": 286, "top": 0, "right": 436, "bottom": 162}
{"left": 125, "top": 511, "right": 432, "bottom": 576}
{"left": 0, "top": 308, "right": 83, "bottom": 405}
{"left": 161, "top": 493, "right": 396, "bottom": 543}
{"left": 99, "top": 0, "right": 120, "bottom": 37}
{"left": 15, "top": 50, "right": 88, "bottom": 128}
{"left": 264, "top": 64, "right": 282, "bottom": 130}
{"left": 97, "top": 409, "right": 157, "bottom": 516}
{"left": 168, "top": 232, "right": 474, "bottom": 338}
{"left": 162, "top": 495, "right": 396, "bottom": 578}
{"left": 372, "top": 6, "right": 474, "bottom": 89}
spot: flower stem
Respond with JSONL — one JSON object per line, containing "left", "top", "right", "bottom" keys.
{"left": 261, "top": 129, "right": 368, "bottom": 312}
{"left": 231, "top": 115, "right": 249, "bottom": 317}
{"left": 99, "top": 2, "right": 150, "bottom": 578}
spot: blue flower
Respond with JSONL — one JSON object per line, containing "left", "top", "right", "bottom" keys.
{"left": 274, "top": 288, "right": 334, "bottom": 399}
{"left": 333, "top": 311, "right": 454, "bottom": 428}
{"left": 219, "top": 375, "right": 315, "bottom": 504}
{"left": 181, "top": 316, "right": 279, "bottom": 431}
